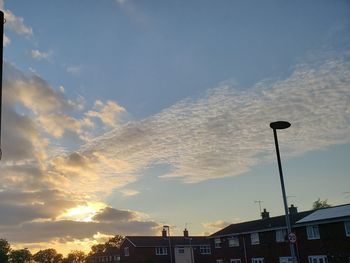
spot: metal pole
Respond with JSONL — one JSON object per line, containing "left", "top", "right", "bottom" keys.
{"left": 272, "top": 128, "right": 297, "bottom": 262}
{"left": 0, "top": 11, "right": 4, "bottom": 161}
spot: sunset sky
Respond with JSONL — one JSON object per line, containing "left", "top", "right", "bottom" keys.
{"left": 0, "top": 0, "right": 350, "bottom": 255}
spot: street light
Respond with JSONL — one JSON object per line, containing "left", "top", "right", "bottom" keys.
{"left": 270, "top": 121, "right": 297, "bottom": 262}
{"left": 163, "top": 225, "right": 173, "bottom": 263}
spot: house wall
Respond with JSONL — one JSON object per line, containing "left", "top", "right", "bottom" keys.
{"left": 120, "top": 240, "right": 212, "bottom": 263}
{"left": 211, "top": 221, "right": 350, "bottom": 263}
{"left": 295, "top": 221, "right": 350, "bottom": 263}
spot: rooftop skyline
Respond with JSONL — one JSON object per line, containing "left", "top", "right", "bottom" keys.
{"left": 0, "top": 0, "right": 349, "bottom": 255}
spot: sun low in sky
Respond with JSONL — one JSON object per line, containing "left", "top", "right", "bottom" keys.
{"left": 0, "top": 0, "right": 350, "bottom": 255}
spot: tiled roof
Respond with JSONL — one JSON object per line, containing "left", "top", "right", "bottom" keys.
{"left": 209, "top": 210, "right": 313, "bottom": 238}
{"left": 125, "top": 236, "right": 210, "bottom": 247}
{"left": 297, "top": 203, "right": 350, "bottom": 224}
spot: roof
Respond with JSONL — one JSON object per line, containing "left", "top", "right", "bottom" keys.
{"left": 297, "top": 204, "right": 350, "bottom": 224}
{"left": 124, "top": 236, "right": 210, "bottom": 247}
{"left": 209, "top": 210, "right": 313, "bottom": 238}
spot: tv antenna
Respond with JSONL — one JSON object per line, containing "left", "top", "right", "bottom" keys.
{"left": 254, "top": 200, "right": 263, "bottom": 214}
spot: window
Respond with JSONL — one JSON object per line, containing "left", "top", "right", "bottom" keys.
{"left": 177, "top": 247, "right": 185, "bottom": 254}
{"left": 215, "top": 238, "right": 222, "bottom": 248}
{"left": 276, "top": 229, "right": 287, "bottom": 242}
{"left": 251, "top": 232, "right": 260, "bottom": 245}
{"left": 124, "top": 247, "right": 129, "bottom": 257}
{"left": 345, "top": 221, "right": 350, "bottom": 237}
{"left": 216, "top": 259, "right": 224, "bottom": 263}
{"left": 231, "top": 259, "right": 242, "bottom": 263}
{"left": 155, "top": 247, "right": 168, "bottom": 255}
{"left": 308, "top": 255, "right": 328, "bottom": 263}
{"left": 279, "top": 257, "right": 294, "bottom": 263}
{"left": 307, "top": 225, "right": 320, "bottom": 240}
{"left": 252, "top": 258, "right": 264, "bottom": 263}
{"left": 228, "top": 236, "right": 239, "bottom": 247}
{"left": 200, "top": 245, "right": 211, "bottom": 254}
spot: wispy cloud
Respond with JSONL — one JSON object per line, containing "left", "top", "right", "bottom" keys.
{"left": 30, "top": 49, "right": 51, "bottom": 61}
{"left": 81, "top": 53, "right": 350, "bottom": 183}
{"left": 120, "top": 189, "right": 140, "bottom": 197}
{"left": 1, "top": 0, "right": 33, "bottom": 37}
{"left": 66, "top": 65, "right": 82, "bottom": 76}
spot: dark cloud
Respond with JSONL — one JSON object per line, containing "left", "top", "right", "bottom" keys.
{"left": 92, "top": 207, "right": 136, "bottom": 223}
{"left": 1, "top": 219, "right": 159, "bottom": 243}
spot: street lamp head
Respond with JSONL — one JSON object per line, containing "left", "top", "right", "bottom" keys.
{"left": 270, "top": 121, "right": 291, "bottom": 130}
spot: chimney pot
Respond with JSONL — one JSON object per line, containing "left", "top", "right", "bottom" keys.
{"left": 183, "top": 228, "right": 189, "bottom": 237}
{"left": 261, "top": 208, "right": 270, "bottom": 219}
{"left": 289, "top": 204, "right": 298, "bottom": 214}
{"left": 162, "top": 228, "right": 167, "bottom": 237}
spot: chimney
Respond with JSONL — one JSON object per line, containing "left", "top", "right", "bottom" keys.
{"left": 183, "top": 228, "right": 189, "bottom": 237}
{"left": 162, "top": 227, "right": 167, "bottom": 237}
{"left": 261, "top": 208, "right": 270, "bottom": 219}
{"left": 289, "top": 204, "right": 298, "bottom": 214}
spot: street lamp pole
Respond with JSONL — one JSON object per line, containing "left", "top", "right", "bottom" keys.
{"left": 0, "top": 11, "right": 4, "bottom": 161}
{"left": 270, "top": 121, "right": 297, "bottom": 263}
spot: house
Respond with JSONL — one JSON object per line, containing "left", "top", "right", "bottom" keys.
{"left": 87, "top": 247, "right": 121, "bottom": 263}
{"left": 209, "top": 204, "right": 350, "bottom": 263}
{"left": 120, "top": 227, "right": 212, "bottom": 263}
{"left": 294, "top": 204, "right": 350, "bottom": 263}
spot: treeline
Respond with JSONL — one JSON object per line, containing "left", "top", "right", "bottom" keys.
{"left": 0, "top": 235, "right": 124, "bottom": 263}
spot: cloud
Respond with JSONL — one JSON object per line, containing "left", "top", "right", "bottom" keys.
{"left": 202, "top": 220, "right": 232, "bottom": 230}
{"left": 92, "top": 207, "right": 137, "bottom": 223}
{"left": 1, "top": 207, "right": 159, "bottom": 243}
{"left": 81, "top": 54, "right": 350, "bottom": 183}
{"left": 116, "top": 0, "right": 127, "bottom": 5}
{"left": 30, "top": 49, "right": 51, "bottom": 60}
{"left": 3, "top": 34, "right": 10, "bottom": 46}
{"left": 66, "top": 65, "right": 82, "bottom": 76}
{"left": 1, "top": 1, "right": 33, "bottom": 36}
{"left": 120, "top": 189, "right": 140, "bottom": 197}
{"left": 86, "top": 100, "right": 126, "bottom": 128}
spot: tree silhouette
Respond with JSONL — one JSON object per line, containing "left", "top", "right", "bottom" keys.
{"left": 0, "top": 238, "right": 11, "bottom": 262}
{"left": 312, "top": 198, "right": 331, "bottom": 209}
{"left": 9, "top": 248, "right": 32, "bottom": 263}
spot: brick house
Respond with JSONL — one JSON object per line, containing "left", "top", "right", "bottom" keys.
{"left": 209, "top": 204, "right": 350, "bottom": 263}
{"left": 120, "top": 228, "right": 212, "bottom": 263}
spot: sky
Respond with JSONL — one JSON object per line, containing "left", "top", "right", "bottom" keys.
{"left": 0, "top": 0, "right": 350, "bottom": 255}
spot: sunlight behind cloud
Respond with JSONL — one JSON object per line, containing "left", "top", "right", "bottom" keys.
{"left": 59, "top": 202, "right": 106, "bottom": 222}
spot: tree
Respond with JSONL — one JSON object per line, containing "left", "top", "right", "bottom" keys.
{"left": 62, "top": 250, "right": 86, "bottom": 263}
{"left": 88, "top": 235, "right": 124, "bottom": 256}
{"left": 0, "top": 238, "right": 11, "bottom": 262}
{"left": 9, "top": 248, "right": 32, "bottom": 263}
{"left": 312, "top": 198, "right": 331, "bottom": 209}
{"left": 33, "top": 248, "right": 60, "bottom": 263}
{"left": 105, "top": 235, "right": 124, "bottom": 248}
{"left": 89, "top": 244, "right": 105, "bottom": 255}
